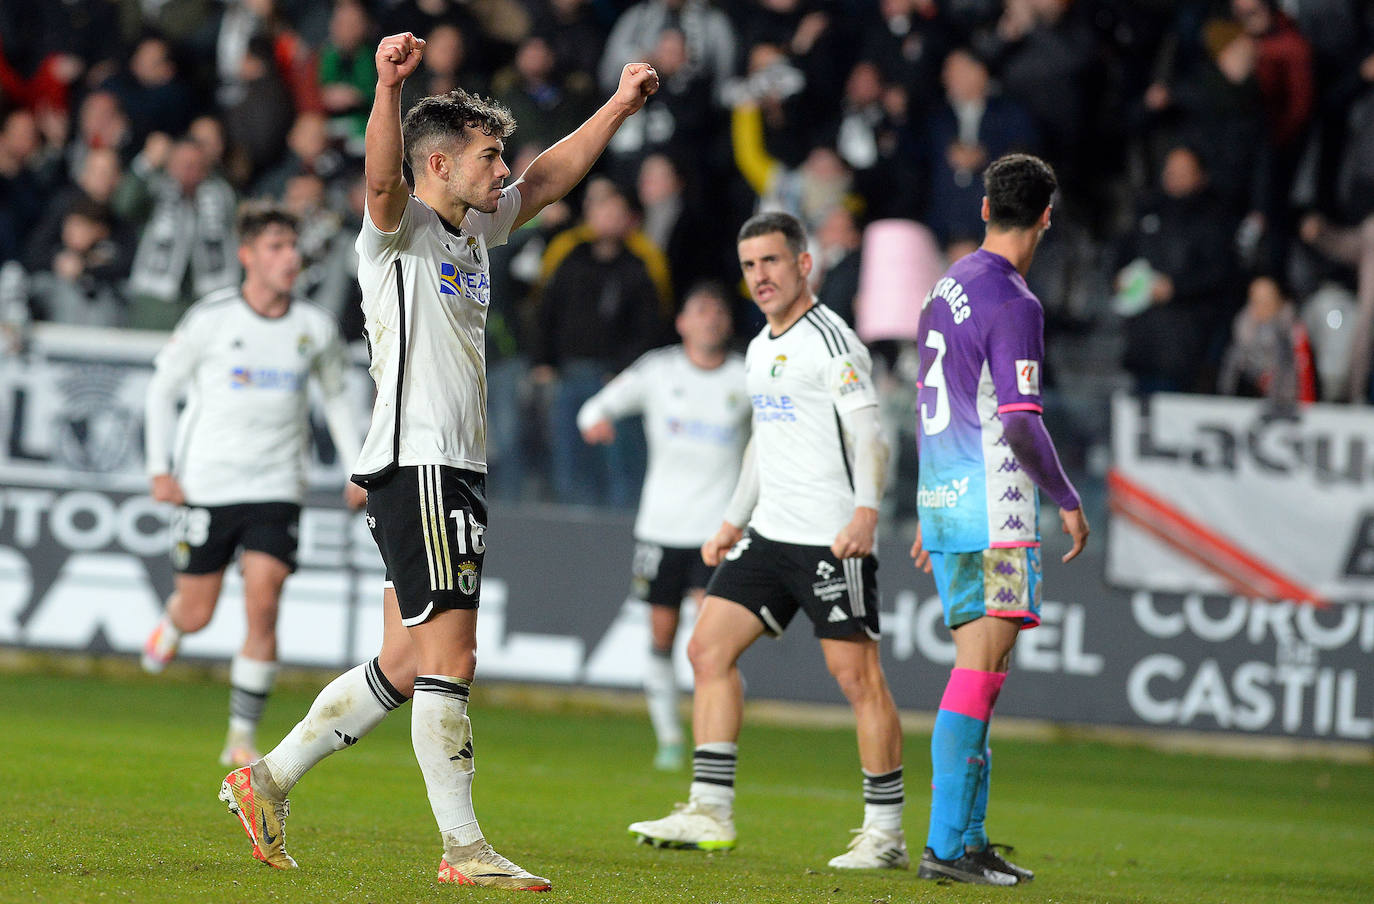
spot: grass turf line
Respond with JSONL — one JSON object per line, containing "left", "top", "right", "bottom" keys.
{"left": 1, "top": 670, "right": 1371, "bottom": 904}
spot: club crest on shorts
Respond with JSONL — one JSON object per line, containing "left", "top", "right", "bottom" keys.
{"left": 172, "top": 541, "right": 190, "bottom": 570}
{"left": 456, "top": 560, "right": 479, "bottom": 595}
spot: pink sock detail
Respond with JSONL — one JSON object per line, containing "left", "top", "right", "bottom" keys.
{"left": 938, "top": 668, "right": 1006, "bottom": 721}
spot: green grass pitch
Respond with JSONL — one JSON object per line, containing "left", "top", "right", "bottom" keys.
{"left": 2, "top": 665, "right": 1371, "bottom": 904}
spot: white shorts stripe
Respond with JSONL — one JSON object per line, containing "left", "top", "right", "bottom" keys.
{"left": 429, "top": 465, "right": 454, "bottom": 589}
{"left": 845, "top": 558, "right": 865, "bottom": 617}
{"left": 417, "top": 467, "right": 439, "bottom": 591}
{"left": 401, "top": 600, "right": 435, "bottom": 627}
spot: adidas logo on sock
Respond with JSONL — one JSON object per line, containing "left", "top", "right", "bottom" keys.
{"left": 827, "top": 606, "right": 847, "bottom": 623}
{"left": 449, "top": 740, "right": 474, "bottom": 762}
{"left": 334, "top": 730, "right": 359, "bottom": 746}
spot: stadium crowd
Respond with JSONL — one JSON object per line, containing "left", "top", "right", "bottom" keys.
{"left": 1, "top": 0, "right": 1372, "bottom": 506}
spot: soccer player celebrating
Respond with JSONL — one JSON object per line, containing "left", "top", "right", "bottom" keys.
{"left": 910, "top": 153, "right": 1090, "bottom": 885}
{"left": 577, "top": 282, "right": 750, "bottom": 771}
{"left": 218, "top": 32, "right": 658, "bottom": 891}
{"left": 142, "top": 202, "right": 366, "bottom": 768}
{"left": 629, "top": 212, "right": 908, "bottom": 871}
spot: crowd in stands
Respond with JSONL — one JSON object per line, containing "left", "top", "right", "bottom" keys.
{"left": 1, "top": 0, "right": 1372, "bottom": 505}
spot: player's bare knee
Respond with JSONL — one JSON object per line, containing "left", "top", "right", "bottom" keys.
{"left": 687, "top": 636, "right": 729, "bottom": 681}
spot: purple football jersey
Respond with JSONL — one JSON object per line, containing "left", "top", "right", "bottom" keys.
{"left": 915, "top": 249, "right": 1045, "bottom": 551}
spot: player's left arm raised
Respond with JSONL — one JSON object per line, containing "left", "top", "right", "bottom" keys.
{"left": 511, "top": 63, "right": 658, "bottom": 230}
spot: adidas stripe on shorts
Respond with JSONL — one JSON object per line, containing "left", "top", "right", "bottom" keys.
{"left": 364, "top": 465, "right": 488, "bottom": 626}
{"left": 928, "top": 546, "right": 1042, "bottom": 630}
{"left": 704, "top": 528, "right": 879, "bottom": 641}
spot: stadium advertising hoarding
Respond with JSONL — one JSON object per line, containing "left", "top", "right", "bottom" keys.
{"left": 1, "top": 330, "right": 1370, "bottom": 742}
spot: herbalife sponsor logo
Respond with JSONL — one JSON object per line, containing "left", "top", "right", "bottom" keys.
{"left": 918, "top": 476, "right": 969, "bottom": 509}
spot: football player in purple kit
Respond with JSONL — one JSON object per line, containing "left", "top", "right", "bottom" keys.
{"left": 910, "top": 153, "right": 1090, "bottom": 885}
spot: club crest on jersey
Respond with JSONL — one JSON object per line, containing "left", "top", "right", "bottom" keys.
{"left": 770, "top": 354, "right": 787, "bottom": 377}
{"left": 456, "top": 560, "right": 479, "bottom": 595}
{"left": 297, "top": 334, "right": 312, "bottom": 357}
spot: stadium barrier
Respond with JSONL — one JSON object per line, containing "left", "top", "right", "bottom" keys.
{"left": 1, "top": 326, "right": 1369, "bottom": 743}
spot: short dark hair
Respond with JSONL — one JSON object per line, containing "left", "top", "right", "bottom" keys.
{"left": 737, "top": 211, "right": 807, "bottom": 256}
{"left": 236, "top": 201, "right": 298, "bottom": 245}
{"left": 983, "top": 153, "right": 1057, "bottom": 230}
{"left": 402, "top": 89, "right": 517, "bottom": 185}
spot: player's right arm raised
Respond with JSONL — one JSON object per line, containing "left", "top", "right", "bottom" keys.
{"left": 365, "top": 32, "right": 425, "bottom": 232}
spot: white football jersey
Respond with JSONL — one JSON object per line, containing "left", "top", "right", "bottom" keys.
{"left": 145, "top": 290, "right": 357, "bottom": 505}
{"left": 352, "top": 189, "right": 521, "bottom": 480}
{"left": 578, "top": 346, "right": 750, "bottom": 546}
{"left": 744, "top": 304, "right": 879, "bottom": 545}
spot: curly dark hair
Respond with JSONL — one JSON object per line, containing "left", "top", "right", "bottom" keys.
{"left": 736, "top": 211, "right": 807, "bottom": 257}
{"left": 983, "top": 153, "right": 1057, "bottom": 230}
{"left": 236, "top": 200, "right": 298, "bottom": 245}
{"left": 401, "top": 89, "right": 517, "bottom": 185}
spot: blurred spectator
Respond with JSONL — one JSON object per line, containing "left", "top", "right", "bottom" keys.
{"left": 533, "top": 178, "right": 669, "bottom": 507}
{"left": 1118, "top": 145, "right": 1239, "bottom": 394}
{"left": 1218, "top": 274, "right": 1317, "bottom": 404}
{"left": 733, "top": 88, "right": 858, "bottom": 236}
{"left": 492, "top": 35, "right": 596, "bottom": 151}
{"left": 66, "top": 90, "right": 133, "bottom": 179}
{"left": 980, "top": 0, "right": 1097, "bottom": 198}
{"left": 116, "top": 0, "right": 215, "bottom": 47}
{"left": 222, "top": 35, "right": 297, "bottom": 188}
{"left": 1231, "top": 0, "right": 1314, "bottom": 268}
{"left": 253, "top": 111, "right": 346, "bottom": 199}
{"left": 922, "top": 46, "right": 1038, "bottom": 244}
{"left": 318, "top": 0, "right": 377, "bottom": 153}
{"left": 309, "top": 166, "right": 367, "bottom": 340}
{"left": 813, "top": 204, "right": 862, "bottom": 327}
{"left": 281, "top": 171, "right": 344, "bottom": 305}
{"left": 1299, "top": 212, "right": 1374, "bottom": 402}
{"left": 635, "top": 152, "right": 729, "bottom": 308}
{"left": 836, "top": 59, "right": 917, "bottom": 221}
{"left": 0, "top": 108, "right": 64, "bottom": 263}
{"left": 27, "top": 199, "right": 129, "bottom": 327}
{"left": 527, "top": 0, "right": 607, "bottom": 78}
{"left": 606, "top": 25, "right": 721, "bottom": 186}
{"left": 859, "top": 0, "right": 953, "bottom": 119}
{"left": 1139, "top": 20, "right": 1270, "bottom": 222}
{"left": 399, "top": 22, "right": 487, "bottom": 114}
{"left": 24, "top": 147, "right": 131, "bottom": 276}
{"left": 600, "top": 0, "right": 736, "bottom": 107}
{"left": 211, "top": 0, "right": 322, "bottom": 115}
{"left": 120, "top": 135, "right": 238, "bottom": 330}
{"left": 100, "top": 33, "right": 198, "bottom": 147}
{"left": 1335, "top": 61, "right": 1374, "bottom": 223}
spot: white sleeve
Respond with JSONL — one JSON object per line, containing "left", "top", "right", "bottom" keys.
{"left": 144, "top": 315, "right": 203, "bottom": 476}
{"left": 838, "top": 403, "right": 889, "bottom": 511}
{"left": 825, "top": 343, "right": 880, "bottom": 415}
{"left": 722, "top": 438, "right": 759, "bottom": 528}
{"left": 356, "top": 195, "right": 420, "bottom": 262}
{"left": 576, "top": 354, "right": 649, "bottom": 431}
{"left": 312, "top": 322, "right": 363, "bottom": 473}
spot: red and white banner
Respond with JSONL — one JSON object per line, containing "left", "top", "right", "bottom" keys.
{"left": 1108, "top": 393, "right": 1374, "bottom": 605}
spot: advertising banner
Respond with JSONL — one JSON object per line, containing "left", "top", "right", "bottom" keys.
{"left": 1107, "top": 392, "right": 1374, "bottom": 604}
{"left": 1, "top": 333, "right": 1370, "bottom": 741}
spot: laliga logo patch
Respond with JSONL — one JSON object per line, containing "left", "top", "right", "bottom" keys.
{"left": 456, "top": 560, "right": 479, "bottom": 595}
{"left": 770, "top": 354, "right": 787, "bottom": 377}
{"left": 838, "top": 360, "right": 864, "bottom": 395}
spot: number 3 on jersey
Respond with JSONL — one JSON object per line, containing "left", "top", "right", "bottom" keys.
{"left": 920, "top": 329, "right": 950, "bottom": 436}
